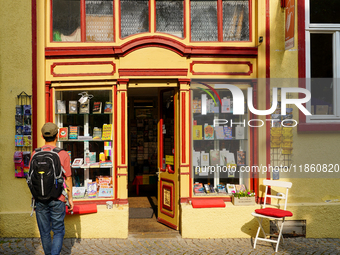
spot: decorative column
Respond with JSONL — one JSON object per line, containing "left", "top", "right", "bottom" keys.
{"left": 116, "top": 79, "right": 129, "bottom": 204}
{"left": 178, "top": 79, "right": 191, "bottom": 201}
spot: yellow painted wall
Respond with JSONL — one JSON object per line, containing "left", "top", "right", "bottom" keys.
{"left": 0, "top": 0, "right": 33, "bottom": 219}
{"left": 181, "top": 203, "right": 340, "bottom": 238}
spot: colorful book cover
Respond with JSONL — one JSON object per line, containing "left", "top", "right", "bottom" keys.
{"left": 72, "top": 187, "right": 86, "bottom": 198}
{"left": 104, "top": 102, "right": 112, "bottom": 113}
{"left": 16, "top": 105, "right": 22, "bottom": 115}
{"left": 69, "top": 126, "right": 78, "bottom": 139}
{"left": 15, "top": 135, "right": 24, "bottom": 146}
{"left": 58, "top": 127, "right": 68, "bottom": 141}
{"left": 93, "top": 127, "right": 102, "bottom": 139}
{"left": 192, "top": 151, "right": 200, "bottom": 167}
{"left": 193, "top": 125, "right": 202, "bottom": 140}
{"left": 210, "top": 150, "right": 220, "bottom": 166}
{"left": 237, "top": 151, "right": 246, "bottom": 166}
{"left": 221, "top": 98, "right": 231, "bottom": 113}
{"left": 23, "top": 105, "right": 32, "bottom": 115}
{"left": 23, "top": 135, "right": 32, "bottom": 146}
{"left": 56, "top": 100, "right": 66, "bottom": 114}
{"left": 98, "top": 188, "right": 113, "bottom": 197}
{"left": 102, "top": 124, "right": 112, "bottom": 140}
{"left": 235, "top": 125, "right": 245, "bottom": 139}
{"left": 15, "top": 115, "right": 23, "bottom": 125}
{"left": 192, "top": 98, "right": 201, "bottom": 113}
{"left": 69, "top": 101, "right": 78, "bottom": 114}
{"left": 223, "top": 126, "right": 232, "bottom": 139}
{"left": 226, "top": 184, "right": 236, "bottom": 194}
{"left": 93, "top": 102, "right": 102, "bottom": 114}
{"left": 23, "top": 125, "right": 31, "bottom": 135}
{"left": 204, "top": 124, "right": 214, "bottom": 140}
{"left": 79, "top": 101, "right": 89, "bottom": 114}
{"left": 236, "top": 184, "right": 246, "bottom": 193}
{"left": 214, "top": 126, "right": 224, "bottom": 140}
{"left": 87, "top": 182, "right": 97, "bottom": 198}
{"left": 85, "top": 152, "right": 96, "bottom": 164}
{"left": 201, "top": 152, "right": 209, "bottom": 167}
{"left": 16, "top": 126, "right": 23, "bottom": 135}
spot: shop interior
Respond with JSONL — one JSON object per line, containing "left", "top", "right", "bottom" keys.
{"left": 127, "top": 87, "right": 177, "bottom": 235}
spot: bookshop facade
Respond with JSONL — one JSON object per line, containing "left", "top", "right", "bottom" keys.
{"left": 29, "top": 0, "right": 263, "bottom": 238}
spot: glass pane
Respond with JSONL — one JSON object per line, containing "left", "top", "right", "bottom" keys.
{"left": 222, "top": 0, "right": 249, "bottom": 41}
{"left": 191, "top": 0, "right": 218, "bottom": 41}
{"left": 156, "top": 0, "right": 184, "bottom": 37}
{"left": 161, "top": 90, "right": 175, "bottom": 172}
{"left": 310, "top": 0, "right": 340, "bottom": 24}
{"left": 121, "top": 0, "right": 149, "bottom": 38}
{"left": 55, "top": 90, "right": 113, "bottom": 197}
{"left": 53, "top": 0, "right": 81, "bottom": 42}
{"left": 86, "top": 0, "right": 114, "bottom": 42}
{"left": 190, "top": 81, "right": 249, "bottom": 196}
{"left": 310, "top": 34, "right": 334, "bottom": 115}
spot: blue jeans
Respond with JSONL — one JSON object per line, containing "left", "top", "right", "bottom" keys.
{"left": 35, "top": 200, "right": 66, "bottom": 255}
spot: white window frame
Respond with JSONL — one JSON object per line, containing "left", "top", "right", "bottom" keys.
{"left": 305, "top": 0, "right": 340, "bottom": 122}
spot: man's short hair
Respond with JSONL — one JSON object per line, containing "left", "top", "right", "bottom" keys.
{"left": 43, "top": 134, "right": 57, "bottom": 142}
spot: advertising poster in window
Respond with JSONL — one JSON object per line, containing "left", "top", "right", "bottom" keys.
{"left": 285, "top": 0, "right": 295, "bottom": 50}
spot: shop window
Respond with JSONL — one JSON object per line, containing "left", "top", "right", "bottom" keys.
{"left": 156, "top": 0, "right": 184, "bottom": 38}
{"left": 52, "top": 0, "right": 114, "bottom": 42}
{"left": 190, "top": 81, "right": 249, "bottom": 196}
{"left": 305, "top": 0, "right": 340, "bottom": 122}
{"left": 190, "top": 0, "right": 250, "bottom": 42}
{"left": 55, "top": 89, "right": 114, "bottom": 200}
{"left": 120, "top": 0, "right": 149, "bottom": 38}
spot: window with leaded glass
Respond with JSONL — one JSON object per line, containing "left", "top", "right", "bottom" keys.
{"left": 191, "top": 0, "right": 218, "bottom": 41}
{"left": 86, "top": 0, "right": 114, "bottom": 42}
{"left": 156, "top": 0, "right": 184, "bottom": 38}
{"left": 120, "top": 0, "right": 149, "bottom": 38}
{"left": 222, "top": 0, "right": 249, "bottom": 41}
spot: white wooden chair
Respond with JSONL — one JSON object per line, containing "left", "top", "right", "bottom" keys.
{"left": 251, "top": 180, "right": 293, "bottom": 252}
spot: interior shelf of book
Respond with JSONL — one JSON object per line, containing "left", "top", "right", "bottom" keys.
{"left": 55, "top": 89, "right": 114, "bottom": 199}
{"left": 191, "top": 85, "right": 249, "bottom": 196}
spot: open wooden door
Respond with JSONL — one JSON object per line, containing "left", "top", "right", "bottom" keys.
{"left": 157, "top": 88, "right": 179, "bottom": 230}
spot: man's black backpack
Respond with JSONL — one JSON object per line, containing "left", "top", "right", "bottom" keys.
{"left": 27, "top": 147, "right": 65, "bottom": 202}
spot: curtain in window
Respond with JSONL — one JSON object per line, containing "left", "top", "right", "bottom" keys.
{"left": 222, "top": 0, "right": 249, "bottom": 41}
{"left": 53, "top": 0, "right": 81, "bottom": 41}
{"left": 156, "top": 0, "right": 184, "bottom": 37}
{"left": 191, "top": 0, "right": 218, "bottom": 41}
{"left": 121, "top": 0, "right": 149, "bottom": 38}
{"left": 86, "top": 0, "right": 114, "bottom": 42}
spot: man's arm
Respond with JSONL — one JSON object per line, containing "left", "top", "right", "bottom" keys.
{"left": 65, "top": 176, "right": 74, "bottom": 211}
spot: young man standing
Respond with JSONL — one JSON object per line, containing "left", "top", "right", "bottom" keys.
{"left": 33, "top": 122, "right": 74, "bottom": 255}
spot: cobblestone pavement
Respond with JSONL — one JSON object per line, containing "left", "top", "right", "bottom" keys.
{"left": 1, "top": 236, "right": 340, "bottom": 255}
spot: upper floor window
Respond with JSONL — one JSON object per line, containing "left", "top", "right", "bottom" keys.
{"left": 156, "top": 0, "right": 184, "bottom": 38}
{"left": 306, "top": 0, "right": 340, "bottom": 121}
{"left": 190, "top": 0, "right": 250, "bottom": 42}
{"left": 120, "top": 0, "right": 149, "bottom": 38}
{"left": 52, "top": 0, "right": 114, "bottom": 42}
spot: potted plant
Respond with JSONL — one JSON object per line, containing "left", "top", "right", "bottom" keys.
{"left": 232, "top": 190, "right": 256, "bottom": 206}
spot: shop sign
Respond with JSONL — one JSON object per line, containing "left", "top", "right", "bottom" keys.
{"left": 285, "top": 0, "right": 295, "bottom": 50}
{"left": 165, "top": 155, "right": 174, "bottom": 165}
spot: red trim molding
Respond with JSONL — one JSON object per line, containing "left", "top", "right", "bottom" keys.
{"left": 190, "top": 61, "right": 253, "bottom": 76}
{"left": 50, "top": 61, "right": 115, "bottom": 77}
{"left": 181, "top": 92, "right": 186, "bottom": 164}
{"left": 45, "top": 82, "right": 51, "bottom": 123}
{"left": 180, "top": 197, "right": 232, "bottom": 203}
{"left": 157, "top": 217, "right": 178, "bottom": 230}
{"left": 45, "top": 36, "right": 258, "bottom": 58}
{"left": 119, "top": 68, "right": 187, "bottom": 77}
{"left": 121, "top": 92, "right": 126, "bottom": 165}
{"left": 159, "top": 178, "right": 175, "bottom": 218}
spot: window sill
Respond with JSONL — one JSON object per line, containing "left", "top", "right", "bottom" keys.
{"left": 297, "top": 122, "right": 340, "bottom": 132}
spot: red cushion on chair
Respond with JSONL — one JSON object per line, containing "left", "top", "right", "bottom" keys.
{"left": 255, "top": 208, "right": 293, "bottom": 218}
{"left": 191, "top": 199, "right": 225, "bottom": 208}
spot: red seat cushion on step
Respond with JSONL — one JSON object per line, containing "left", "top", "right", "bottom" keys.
{"left": 191, "top": 199, "right": 225, "bottom": 208}
{"left": 255, "top": 208, "right": 293, "bottom": 218}
{"left": 66, "top": 204, "right": 97, "bottom": 215}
